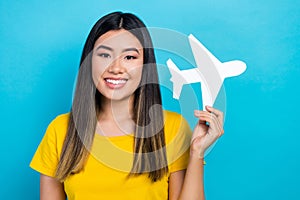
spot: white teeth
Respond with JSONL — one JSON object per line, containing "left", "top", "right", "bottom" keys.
{"left": 106, "top": 79, "right": 127, "bottom": 85}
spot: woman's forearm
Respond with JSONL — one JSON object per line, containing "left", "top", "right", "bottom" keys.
{"left": 178, "top": 154, "right": 205, "bottom": 200}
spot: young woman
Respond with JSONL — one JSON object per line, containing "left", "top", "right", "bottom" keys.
{"left": 30, "top": 12, "right": 224, "bottom": 200}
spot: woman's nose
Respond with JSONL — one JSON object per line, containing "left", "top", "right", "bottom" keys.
{"left": 107, "top": 57, "right": 125, "bottom": 74}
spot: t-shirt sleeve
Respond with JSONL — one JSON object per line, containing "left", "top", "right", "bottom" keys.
{"left": 29, "top": 118, "right": 62, "bottom": 177}
{"left": 165, "top": 112, "right": 192, "bottom": 173}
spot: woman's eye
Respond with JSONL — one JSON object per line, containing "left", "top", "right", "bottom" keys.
{"left": 125, "top": 55, "right": 137, "bottom": 60}
{"left": 98, "top": 53, "right": 110, "bottom": 58}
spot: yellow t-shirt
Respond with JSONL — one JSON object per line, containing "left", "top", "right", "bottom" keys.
{"left": 30, "top": 110, "right": 192, "bottom": 200}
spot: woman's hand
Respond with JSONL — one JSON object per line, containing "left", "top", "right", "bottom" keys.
{"left": 190, "top": 106, "right": 224, "bottom": 158}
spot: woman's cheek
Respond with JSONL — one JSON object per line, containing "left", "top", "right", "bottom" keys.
{"left": 92, "top": 61, "right": 105, "bottom": 87}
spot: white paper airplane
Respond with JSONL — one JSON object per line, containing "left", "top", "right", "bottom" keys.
{"left": 167, "top": 34, "right": 247, "bottom": 109}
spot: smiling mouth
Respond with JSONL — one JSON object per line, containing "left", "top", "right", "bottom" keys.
{"left": 104, "top": 78, "right": 128, "bottom": 89}
{"left": 105, "top": 78, "right": 127, "bottom": 84}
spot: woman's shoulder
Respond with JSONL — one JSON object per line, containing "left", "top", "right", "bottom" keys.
{"left": 163, "top": 110, "right": 191, "bottom": 137}
{"left": 50, "top": 112, "right": 70, "bottom": 125}
{"left": 46, "top": 112, "right": 70, "bottom": 134}
{"left": 163, "top": 110, "right": 192, "bottom": 169}
{"left": 163, "top": 110, "right": 183, "bottom": 120}
{"left": 163, "top": 110, "right": 187, "bottom": 125}
{"left": 41, "top": 113, "right": 71, "bottom": 146}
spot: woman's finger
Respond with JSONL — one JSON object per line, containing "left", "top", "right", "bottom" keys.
{"left": 205, "top": 106, "right": 224, "bottom": 120}
{"left": 197, "top": 112, "right": 224, "bottom": 136}
{"left": 194, "top": 109, "right": 224, "bottom": 135}
{"left": 194, "top": 110, "right": 207, "bottom": 124}
{"left": 197, "top": 111, "right": 220, "bottom": 125}
{"left": 198, "top": 110, "right": 224, "bottom": 129}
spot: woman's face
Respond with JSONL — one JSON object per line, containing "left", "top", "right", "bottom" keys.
{"left": 92, "top": 29, "right": 144, "bottom": 101}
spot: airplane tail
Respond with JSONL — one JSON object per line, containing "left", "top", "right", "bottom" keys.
{"left": 166, "top": 59, "right": 186, "bottom": 99}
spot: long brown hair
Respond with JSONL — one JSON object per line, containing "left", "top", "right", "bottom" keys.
{"left": 55, "top": 12, "right": 168, "bottom": 182}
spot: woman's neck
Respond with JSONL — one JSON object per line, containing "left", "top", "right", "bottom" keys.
{"left": 99, "top": 96, "right": 134, "bottom": 121}
{"left": 96, "top": 96, "right": 135, "bottom": 136}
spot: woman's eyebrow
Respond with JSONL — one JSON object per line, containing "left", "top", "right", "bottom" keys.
{"left": 96, "top": 45, "right": 140, "bottom": 54}
{"left": 122, "top": 48, "right": 140, "bottom": 54}
{"left": 96, "top": 45, "right": 113, "bottom": 51}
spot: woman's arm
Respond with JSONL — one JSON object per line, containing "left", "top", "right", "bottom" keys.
{"left": 169, "top": 156, "right": 205, "bottom": 200}
{"left": 177, "top": 155, "right": 205, "bottom": 200}
{"left": 169, "top": 155, "right": 205, "bottom": 200}
{"left": 169, "top": 170, "right": 186, "bottom": 200}
{"left": 175, "top": 106, "right": 224, "bottom": 200}
{"left": 40, "top": 174, "right": 66, "bottom": 200}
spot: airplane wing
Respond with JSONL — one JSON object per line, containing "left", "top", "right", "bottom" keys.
{"left": 188, "top": 34, "right": 223, "bottom": 106}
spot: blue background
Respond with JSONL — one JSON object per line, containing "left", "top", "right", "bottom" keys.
{"left": 1, "top": 0, "right": 299, "bottom": 199}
